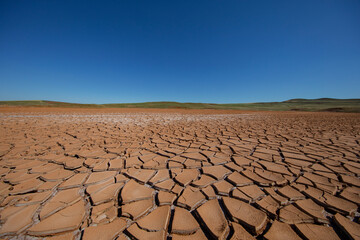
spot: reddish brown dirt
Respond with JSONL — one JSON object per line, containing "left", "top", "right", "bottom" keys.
{"left": 0, "top": 108, "right": 359, "bottom": 239}
{"left": 0, "top": 106, "right": 258, "bottom": 114}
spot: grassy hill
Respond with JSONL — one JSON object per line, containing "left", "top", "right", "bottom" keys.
{"left": 0, "top": 98, "right": 359, "bottom": 112}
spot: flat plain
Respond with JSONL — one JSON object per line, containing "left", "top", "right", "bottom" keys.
{"left": 1, "top": 98, "right": 360, "bottom": 112}
{"left": 0, "top": 107, "right": 359, "bottom": 239}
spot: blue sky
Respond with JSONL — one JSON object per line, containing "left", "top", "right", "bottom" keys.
{"left": 0, "top": 0, "right": 359, "bottom": 103}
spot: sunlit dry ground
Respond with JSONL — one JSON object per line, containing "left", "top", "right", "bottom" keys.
{"left": 0, "top": 108, "right": 359, "bottom": 240}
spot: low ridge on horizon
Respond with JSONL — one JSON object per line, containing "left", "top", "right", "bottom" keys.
{"left": 1, "top": 98, "right": 359, "bottom": 113}
{"left": 2, "top": 97, "right": 360, "bottom": 104}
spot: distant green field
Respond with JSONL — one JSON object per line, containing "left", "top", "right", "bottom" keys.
{"left": 0, "top": 98, "right": 359, "bottom": 112}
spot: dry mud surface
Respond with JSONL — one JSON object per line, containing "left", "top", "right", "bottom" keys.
{"left": 0, "top": 109, "right": 359, "bottom": 240}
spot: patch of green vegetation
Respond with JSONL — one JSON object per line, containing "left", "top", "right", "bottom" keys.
{"left": 1, "top": 98, "right": 359, "bottom": 112}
